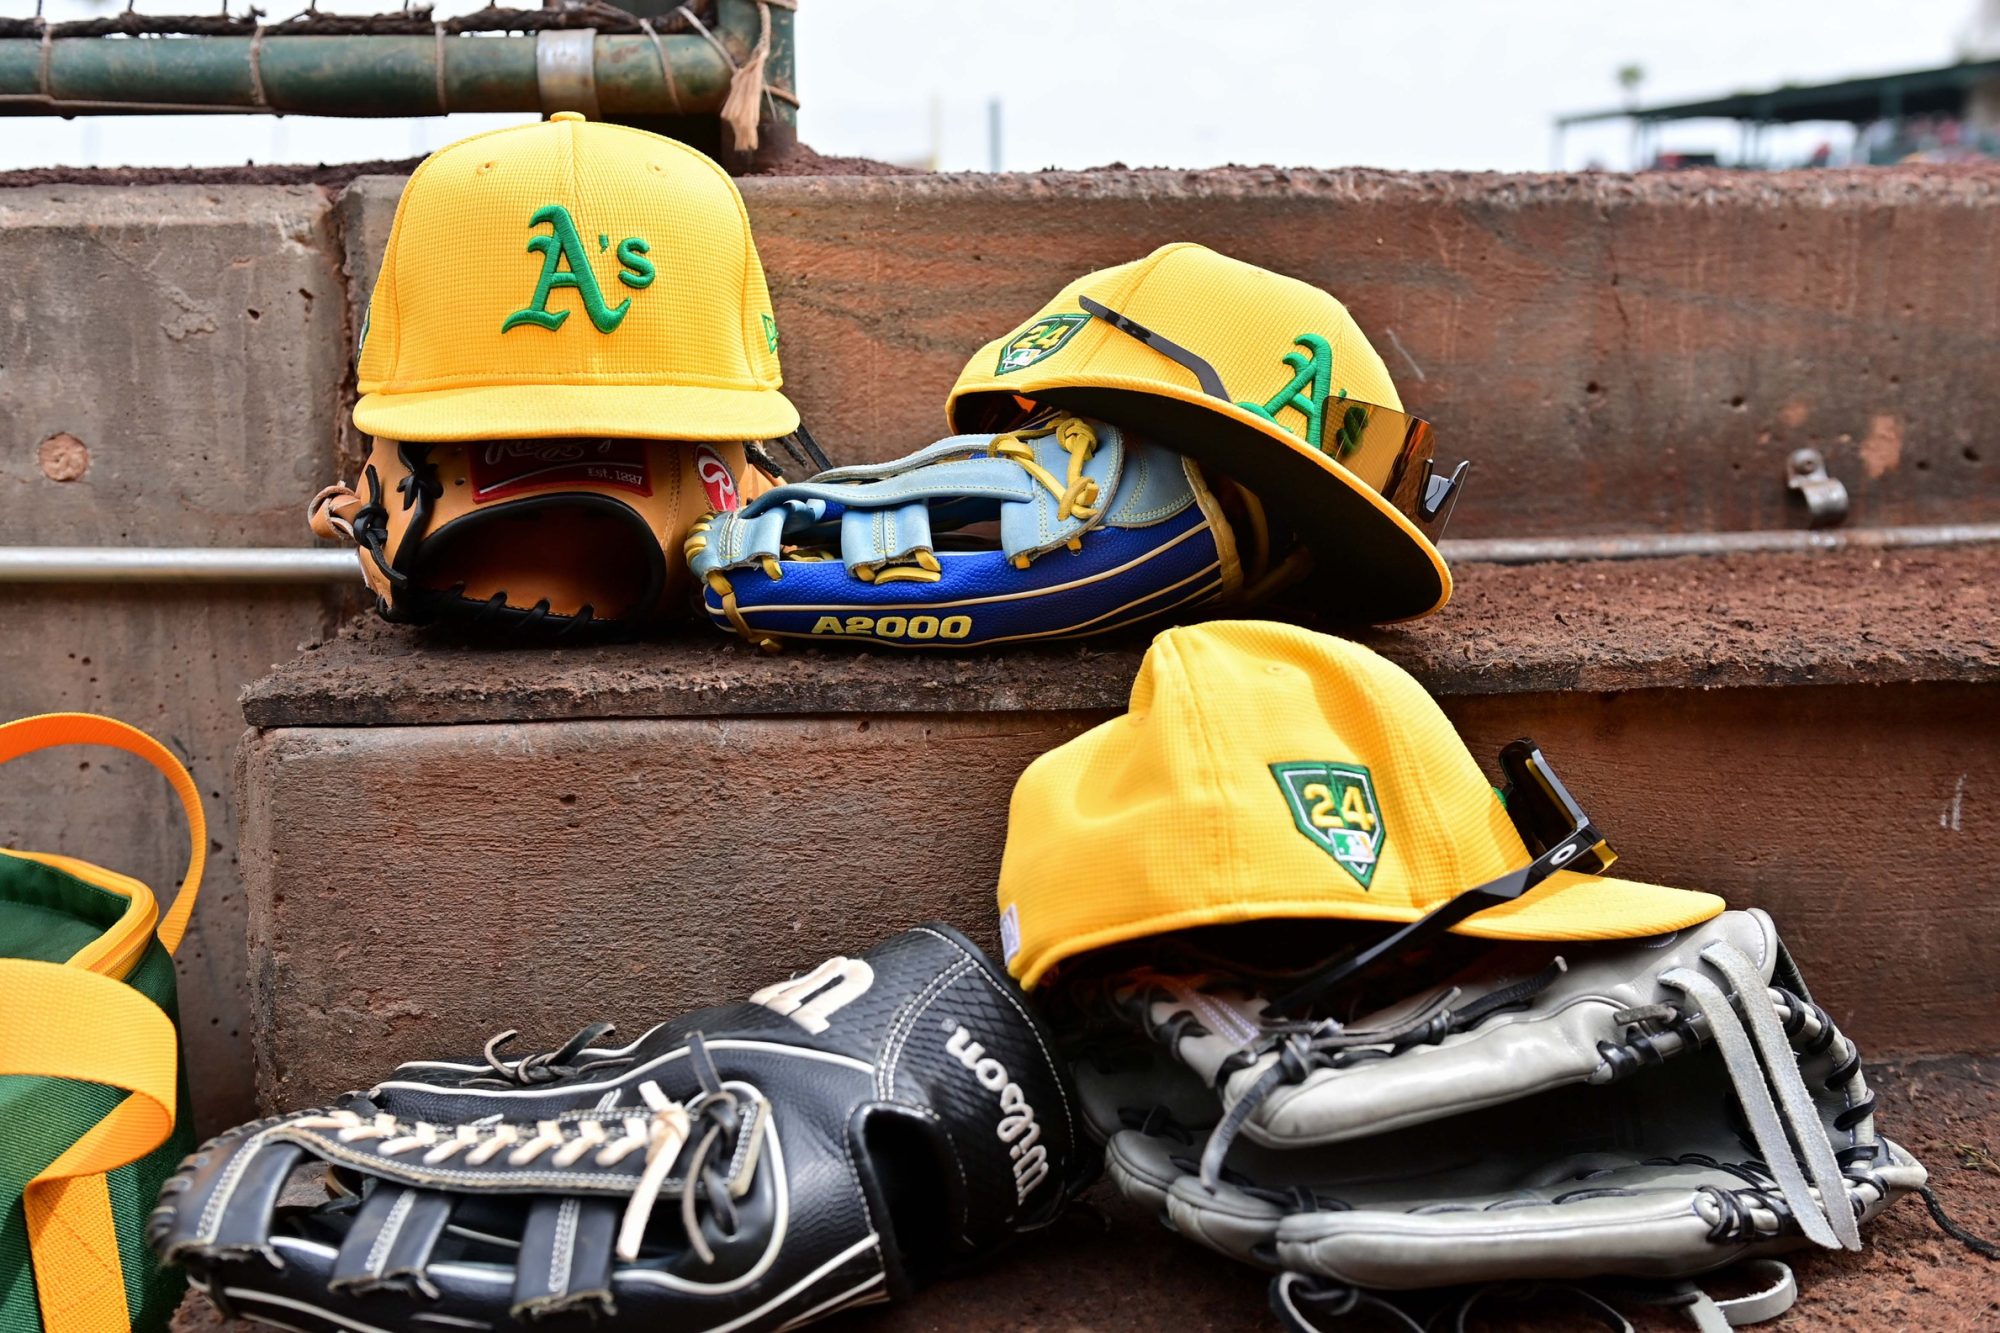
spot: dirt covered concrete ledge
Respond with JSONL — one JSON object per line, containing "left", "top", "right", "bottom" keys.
{"left": 241, "top": 545, "right": 2000, "bottom": 728}
{"left": 170, "top": 1054, "right": 2000, "bottom": 1333}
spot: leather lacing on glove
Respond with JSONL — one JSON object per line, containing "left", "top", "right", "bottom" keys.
{"left": 309, "top": 449, "right": 420, "bottom": 594}
{"left": 312, "top": 444, "right": 611, "bottom": 635}
{"left": 1271, "top": 1262, "right": 1802, "bottom": 1333}
{"left": 1216, "top": 939, "right": 1999, "bottom": 1332}
{"left": 1194, "top": 958, "right": 1571, "bottom": 1191}
{"left": 464, "top": 1020, "right": 633, "bottom": 1087}
{"left": 292, "top": 1029, "right": 752, "bottom": 1268}
{"left": 466, "top": 1023, "right": 756, "bottom": 1264}
{"left": 995, "top": 416, "right": 1108, "bottom": 543}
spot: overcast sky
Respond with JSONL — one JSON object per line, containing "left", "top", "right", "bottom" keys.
{"left": 8, "top": 0, "right": 1993, "bottom": 173}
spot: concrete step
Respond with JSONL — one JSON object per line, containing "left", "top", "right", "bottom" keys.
{"left": 9, "top": 165, "right": 1994, "bottom": 1135}
{"left": 235, "top": 544, "right": 1998, "bottom": 1113}
{"left": 190, "top": 543, "right": 2000, "bottom": 1330}
{"left": 169, "top": 1055, "right": 2000, "bottom": 1332}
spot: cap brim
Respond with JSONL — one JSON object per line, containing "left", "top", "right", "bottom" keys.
{"left": 1449, "top": 869, "right": 1727, "bottom": 943}
{"left": 1014, "top": 870, "right": 1724, "bottom": 989}
{"left": 354, "top": 382, "right": 800, "bottom": 443}
{"left": 997, "top": 383, "right": 1450, "bottom": 623}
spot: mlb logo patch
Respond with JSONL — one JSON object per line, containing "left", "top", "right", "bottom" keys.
{"left": 1270, "top": 761, "right": 1385, "bottom": 888}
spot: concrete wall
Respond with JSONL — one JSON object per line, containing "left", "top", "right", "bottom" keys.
{"left": 0, "top": 186, "right": 347, "bottom": 1129}
{"left": 239, "top": 680, "right": 1999, "bottom": 1112}
{"left": 342, "top": 167, "right": 2000, "bottom": 537}
{"left": 235, "top": 543, "right": 2000, "bottom": 1104}
{"left": 6, "top": 167, "right": 1998, "bottom": 1131}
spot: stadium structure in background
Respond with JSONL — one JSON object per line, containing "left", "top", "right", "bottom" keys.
{"left": 1560, "top": 57, "right": 2000, "bottom": 169}
{"left": 1558, "top": 0, "right": 2000, "bottom": 169}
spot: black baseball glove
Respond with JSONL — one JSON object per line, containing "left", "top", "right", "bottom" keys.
{"left": 154, "top": 924, "right": 1093, "bottom": 1330}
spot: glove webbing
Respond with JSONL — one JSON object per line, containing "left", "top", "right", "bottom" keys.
{"left": 1661, "top": 943, "right": 1858, "bottom": 1251}
{"left": 1196, "top": 944, "right": 1862, "bottom": 1252}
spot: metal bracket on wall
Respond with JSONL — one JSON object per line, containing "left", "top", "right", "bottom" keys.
{"left": 1787, "top": 447, "right": 1849, "bottom": 527}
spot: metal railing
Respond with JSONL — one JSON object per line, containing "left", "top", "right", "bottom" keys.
{"left": 0, "top": 0, "right": 795, "bottom": 140}
{"left": 4, "top": 523, "right": 1996, "bottom": 585}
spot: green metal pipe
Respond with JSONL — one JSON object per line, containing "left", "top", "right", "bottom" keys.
{"left": 0, "top": 32, "right": 737, "bottom": 117}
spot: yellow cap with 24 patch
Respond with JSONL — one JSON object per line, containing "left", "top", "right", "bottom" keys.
{"left": 948, "top": 244, "right": 1459, "bottom": 623}
{"left": 997, "top": 620, "right": 1726, "bottom": 989}
{"left": 354, "top": 112, "right": 798, "bottom": 444}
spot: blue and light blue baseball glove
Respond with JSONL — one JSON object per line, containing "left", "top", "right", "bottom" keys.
{"left": 685, "top": 414, "right": 1282, "bottom": 650}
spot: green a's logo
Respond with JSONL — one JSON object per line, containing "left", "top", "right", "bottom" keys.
{"left": 1271, "top": 761, "right": 1385, "bottom": 888}
{"left": 1237, "top": 332, "right": 1371, "bottom": 459}
{"left": 502, "top": 204, "right": 655, "bottom": 335}
{"left": 997, "top": 313, "right": 1090, "bottom": 375}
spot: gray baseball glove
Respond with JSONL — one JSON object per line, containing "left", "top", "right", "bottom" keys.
{"left": 1062, "top": 909, "right": 1928, "bottom": 1330}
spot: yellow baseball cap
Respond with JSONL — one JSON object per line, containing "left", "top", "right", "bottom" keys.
{"left": 948, "top": 244, "right": 1465, "bottom": 622}
{"left": 354, "top": 112, "right": 797, "bottom": 443}
{"left": 997, "top": 620, "right": 1725, "bottom": 989}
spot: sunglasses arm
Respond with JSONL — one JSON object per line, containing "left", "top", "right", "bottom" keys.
{"left": 1263, "top": 819, "right": 1607, "bottom": 1019}
{"left": 1075, "top": 296, "right": 1231, "bottom": 401}
{"left": 1418, "top": 458, "right": 1471, "bottom": 532}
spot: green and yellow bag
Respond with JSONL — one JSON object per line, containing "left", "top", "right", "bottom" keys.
{"left": 0, "top": 714, "right": 205, "bottom": 1333}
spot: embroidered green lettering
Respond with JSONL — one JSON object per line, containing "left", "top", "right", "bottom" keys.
{"left": 617, "top": 238, "right": 655, "bottom": 290}
{"left": 761, "top": 313, "right": 779, "bottom": 352}
{"left": 501, "top": 204, "right": 637, "bottom": 335}
{"left": 1237, "top": 333, "right": 1339, "bottom": 451}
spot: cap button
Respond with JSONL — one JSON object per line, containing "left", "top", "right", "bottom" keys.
{"left": 550, "top": 111, "right": 586, "bottom": 123}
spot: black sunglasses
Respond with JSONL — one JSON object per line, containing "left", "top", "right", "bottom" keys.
{"left": 1266, "top": 739, "right": 1617, "bottom": 1016}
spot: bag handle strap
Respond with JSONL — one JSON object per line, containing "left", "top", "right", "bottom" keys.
{"left": 0, "top": 713, "right": 206, "bottom": 955}
{"left": 0, "top": 957, "right": 181, "bottom": 1333}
